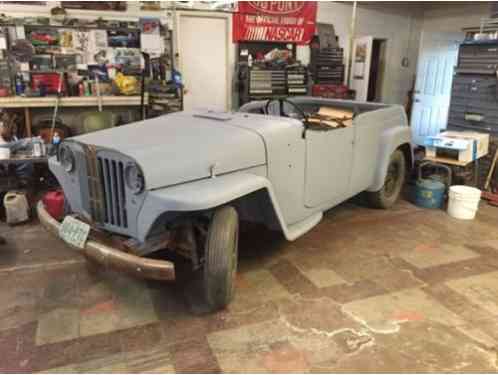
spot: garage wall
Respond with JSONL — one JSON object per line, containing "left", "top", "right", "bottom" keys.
{"left": 4, "top": 2, "right": 487, "bottom": 111}
{"left": 421, "top": 2, "right": 490, "bottom": 34}
{"left": 298, "top": 2, "right": 423, "bottom": 105}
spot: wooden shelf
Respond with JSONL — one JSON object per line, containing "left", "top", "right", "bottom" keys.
{"left": 0, "top": 95, "right": 149, "bottom": 108}
{"left": 424, "top": 155, "right": 472, "bottom": 167}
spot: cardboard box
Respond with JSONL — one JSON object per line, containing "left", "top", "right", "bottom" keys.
{"left": 425, "top": 131, "right": 489, "bottom": 163}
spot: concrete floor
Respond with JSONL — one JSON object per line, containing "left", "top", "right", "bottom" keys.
{"left": 2, "top": 198, "right": 498, "bottom": 372}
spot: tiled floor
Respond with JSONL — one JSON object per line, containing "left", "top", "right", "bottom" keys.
{"left": 2, "top": 198, "right": 498, "bottom": 372}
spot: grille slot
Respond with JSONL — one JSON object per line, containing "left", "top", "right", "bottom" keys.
{"left": 97, "top": 156, "right": 128, "bottom": 228}
{"left": 85, "top": 146, "right": 105, "bottom": 223}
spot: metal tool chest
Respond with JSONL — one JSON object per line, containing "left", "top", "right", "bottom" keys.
{"left": 309, "top": 47, "right": 345, "bottom": 84}
{"left": 448, "top": 41, "right": 498, "bottom": 134}
{"left": 238, "top": 65, "right": 308, "bottom": 106}
{"left": 456, "top": 42, "right": 498, "bottom": 74}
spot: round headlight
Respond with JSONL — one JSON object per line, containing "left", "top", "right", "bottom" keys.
{"left": 59, "top": 144, "right": 75, "bottom": 173}
{"left": 125, "top": 163, "right": 145, "bottom": 194}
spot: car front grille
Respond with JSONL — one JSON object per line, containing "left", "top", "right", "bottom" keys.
{"left": 83, "top": 145, "right": 128, "bottom": 229}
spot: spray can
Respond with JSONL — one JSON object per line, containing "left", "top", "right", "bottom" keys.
{"left": 32, "top": 137, "right": 42, "bottom": 157}
{"left": 85, "top": 80, "right": 92, "bottom": 96}
{"left": 15, "top": 73, "right": 25, "bottom": 96}
{"left": 78, "top": 81, "right": 85, "bottom": 96}
{"left": 52, "top": 132, "right": 61, "bottom": 160}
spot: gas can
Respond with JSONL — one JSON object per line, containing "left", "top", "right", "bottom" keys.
{"left": 42, "top": 190, "right": 65, "bottom": 221}
{"left": 414, "top": 162, "right": 452, "bottom": 209}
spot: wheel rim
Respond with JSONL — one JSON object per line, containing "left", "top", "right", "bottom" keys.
{"left": 384, "top": 161, "right": 400, "bottom": 197}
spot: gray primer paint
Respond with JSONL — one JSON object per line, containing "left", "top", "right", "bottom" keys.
{"left": 51, "top": 97, "right": 412, "bottom": 243}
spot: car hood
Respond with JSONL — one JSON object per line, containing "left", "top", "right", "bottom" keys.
{"left": 73, "top": 111, "right": 267, "bottom": 190}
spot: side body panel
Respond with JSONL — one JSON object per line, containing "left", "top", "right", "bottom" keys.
{"left": 304, "top": 127, "right": 354, "bottom": 207}
{"left": 218, "top": 113, "right": 310, "bottom": 226}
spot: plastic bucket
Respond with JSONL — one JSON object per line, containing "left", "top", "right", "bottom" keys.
{"left": 447, "top": 185, "right": 481, "bottom": 220}
{"left": 0, "top": 147, "right": 10, "bottom": 159}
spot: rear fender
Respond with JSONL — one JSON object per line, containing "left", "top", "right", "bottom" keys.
{"left": 367, "top": 126, "right": 412, "bottom": 192}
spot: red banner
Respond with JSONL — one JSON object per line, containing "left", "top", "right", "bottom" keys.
{"left": 233, "top": 1, "right": 317, "bottom": 45}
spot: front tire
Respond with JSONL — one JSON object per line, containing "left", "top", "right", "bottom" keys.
{"left": 367, "top": 149, "right": 406, "bottom": 209}
{"left": 203, "top": 206, "right": 239, "bottom": 311}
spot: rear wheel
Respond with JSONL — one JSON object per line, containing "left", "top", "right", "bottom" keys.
{"left": 203, "top": 206, "right": 239, "bottom": 311}
{"left": 367, "top": 150, "right": 406, "bottom": 209}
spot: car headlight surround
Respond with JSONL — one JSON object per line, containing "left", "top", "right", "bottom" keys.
{"left": 59, "top": 144, "right": 75, "bottom": 173}
{"left": 124, "top": 162, "right": 145, "bottom": 194}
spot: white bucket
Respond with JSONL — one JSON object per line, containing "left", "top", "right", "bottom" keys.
{"left": 0, "top": 147, "right": 10, "bottom": 160}
{"left": 447, "top": 185, "right": 481, "bottom": 220}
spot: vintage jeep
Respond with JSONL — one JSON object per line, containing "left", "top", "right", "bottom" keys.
{"left": 38, "top": 97, "right": 412, "bottom": 311}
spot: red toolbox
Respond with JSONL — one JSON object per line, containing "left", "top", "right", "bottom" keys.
{"left": 31, "top": 73, "right": 65, "bottom": 94}
{"left": 312, "top": 84, "right": 354, "bottom": 99}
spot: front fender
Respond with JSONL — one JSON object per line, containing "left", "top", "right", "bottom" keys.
{"left": 367, "top": 125, "right": 412, "bottom": 192}
{"left": 136, "top": 172, "right": 288, "bottom": 242}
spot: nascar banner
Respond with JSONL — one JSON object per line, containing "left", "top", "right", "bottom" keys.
{"left": 233, "top": 1, "right": 318, "bottom": 44}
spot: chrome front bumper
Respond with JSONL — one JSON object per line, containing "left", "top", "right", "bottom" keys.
{"left": 37, "top": 201, "right": 175, "bottom": 281}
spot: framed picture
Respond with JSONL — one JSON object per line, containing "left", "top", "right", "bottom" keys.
{"left": 107, "top": 30, "right": 140, "bottom": 49}
{"left": 27, "top": 29, "right": 59, "bottom": 47}
{"left": 140, "top": 1, "right": 162, "bottom": 11}
{"left": 30, "top": 54, "right": 53, "bottom": 71}
{"left": 54, "top": 54, "right": 78, "bottom": 70}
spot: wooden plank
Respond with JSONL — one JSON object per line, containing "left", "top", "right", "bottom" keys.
{"left": 24, "top": 107, "right": 32, "bottom": 138}
{"left": 424, "top": 155, "right": 471, "bottom": 167}
{"left": 317, "top": 107, "right": 354, "bottom": 119}
{"left": 307, "top": 106, "right": 354, "bottom": 128}
{"left": 484, "top": 148, "right": 498, "bottom": 191}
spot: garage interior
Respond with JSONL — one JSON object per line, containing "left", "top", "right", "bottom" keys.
{"left": 2, "top": 1, "right": 498, "bottom": 373}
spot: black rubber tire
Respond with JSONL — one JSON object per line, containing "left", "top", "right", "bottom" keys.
{"left": 367, "top": 150, "right": 406, "bottom": 209}
{"left": 203, "top": 206, "right": 239, "bottom": 312}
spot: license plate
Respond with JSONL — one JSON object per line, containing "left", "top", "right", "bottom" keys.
{"left": 59, "top": 216, "right": 90, "bottom": 249}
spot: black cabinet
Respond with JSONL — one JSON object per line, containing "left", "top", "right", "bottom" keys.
{"left": 448, "top": 42, "right": 498, "bottom": 134}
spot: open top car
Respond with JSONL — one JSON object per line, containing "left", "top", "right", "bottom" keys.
{"left": 38, "top": 97, "right": 412, "bottom": 311}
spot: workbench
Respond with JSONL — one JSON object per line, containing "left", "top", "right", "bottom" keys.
{"left": 0, "top": 95, "right": 149, "bottom": 137}
{"left": 0, "top": 154, "right": 48, "bottom": 193}
{"left": 0, "top": 154, "right": 48, "bottom": 166}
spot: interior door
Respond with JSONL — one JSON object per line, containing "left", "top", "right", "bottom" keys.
{"left": 350, "top": 36, "right": 374, "bottom": 101}
{"left": 411, "top": 31, "right": 461, "bottom": 146}
{"left": 177, "top": 13, "right": 229, "bottom": 111}
{"left": 304, "top": 127, "right": 354, "bottom": 208}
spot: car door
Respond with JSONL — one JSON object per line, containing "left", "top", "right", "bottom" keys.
{"left": 304, "top": 127, "right": 355, "bottom": 208}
